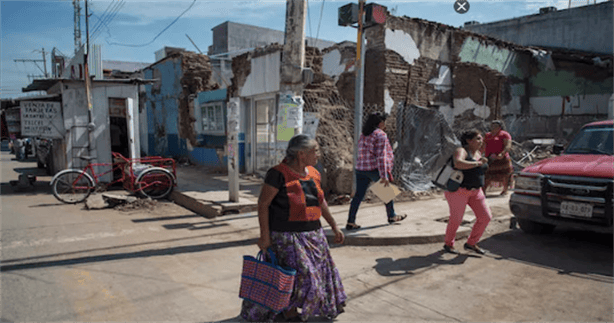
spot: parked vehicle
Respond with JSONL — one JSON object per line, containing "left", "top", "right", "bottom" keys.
{"left": 509, "top": 120, "right": 614, "bottom": 234}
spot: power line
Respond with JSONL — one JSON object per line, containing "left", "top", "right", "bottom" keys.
{"left": 91, "top": 0, "right": 125, "bottom": 44}
{"left": 314, "top": 0, "right": 326, "bottom": 48}
{"left": 90, "top": 0, "right": 124, "bottom": 44}
{"left": 89, "top": 0, "right": 117, "bottom": 37}
{"left": 306, "top": 0, "right": 313, "bottom": 40}
{"left": 107, "top": 0, "right": 196, "bottom": 48}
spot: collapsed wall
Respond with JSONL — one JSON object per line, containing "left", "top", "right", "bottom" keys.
{"left": 178, "top": 52, "right": 220, "bottom": 146}
{"left": 304, "top": 47, "right": 355, "bottom": 195}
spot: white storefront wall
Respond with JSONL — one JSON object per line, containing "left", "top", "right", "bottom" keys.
{"left": 60, "top": 82, "right": 140, "bottom": 182}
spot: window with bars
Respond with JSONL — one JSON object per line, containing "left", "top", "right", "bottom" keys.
{"left": 201, "top": 102, "right": 225, "bottom": 134}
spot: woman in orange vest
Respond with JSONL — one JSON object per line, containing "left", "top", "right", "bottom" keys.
{"left": 241, "top": 134, "right": 346, "bottom": 322}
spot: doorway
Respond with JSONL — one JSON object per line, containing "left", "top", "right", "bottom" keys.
{"left": 109, "top": 98, "right": 129, "bottom": 158}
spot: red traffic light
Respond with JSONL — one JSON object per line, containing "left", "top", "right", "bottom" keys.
{"left": 365, "top": 3, "right": 387, "bottom": 26}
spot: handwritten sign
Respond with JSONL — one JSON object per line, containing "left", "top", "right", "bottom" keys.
{"left": 20, "top": 101, "right": 64, "bottom": 138}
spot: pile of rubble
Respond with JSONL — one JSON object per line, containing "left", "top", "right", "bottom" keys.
{"left": 85, "top": 192, "right": 160, "bottom": 211}
{"left": 510, "top": 139, "right": 561, "bottom": 169}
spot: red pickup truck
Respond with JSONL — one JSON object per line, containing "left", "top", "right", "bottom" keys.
{"left": 509, "top": 119, "right": 614, "bottom": 234}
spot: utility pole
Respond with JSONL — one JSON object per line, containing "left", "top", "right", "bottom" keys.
{"left": 14, "top": 48, "right": 48, "bottom": 78}
{"left": 84, "top": 0, "right": 95, "bottom": 156}
{"left": 353, "top": 0, "right": 366, "bottom": 194}
{"left": 84, "top": 0, "right": 92, "bottom": 112}
{"left": 279, "top": 0, "right": 307, "bottom": 136}
{"left": 280, "top": 0, "right": 307, "bottom": 95}
{"left": 338, "top": 1, "right": 387, "bottom": 193}
{"left": 73, "top": 0, "right": 82, "bottom": 54}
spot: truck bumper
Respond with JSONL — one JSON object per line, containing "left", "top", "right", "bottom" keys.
{"left": 509, "top": 193, "right": 613, "bottom": 234}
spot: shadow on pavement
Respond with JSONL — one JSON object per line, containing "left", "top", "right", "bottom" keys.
{"left": 479, "top": 228, "right": 613, "bottom": 278}
{"left": 0, "top": 237, "right": 258, "bottom": 272}
{"left": 374, "top": 252, "right": 471, "bottom": 277}
{"left": 0, "top": 181, "right": 53, "bottom": 196}
{"left": 161, "top": 222, "right": 228, "bottom": 231}
{"left": 12, "top": 166, "right": 47, "bottom": 174}
{"left": 131, "top": 214, "right": 204, "bottom": 223}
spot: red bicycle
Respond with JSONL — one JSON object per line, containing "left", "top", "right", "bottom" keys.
{"left": 51, "top": 152, "right": 176, "bottom": 204}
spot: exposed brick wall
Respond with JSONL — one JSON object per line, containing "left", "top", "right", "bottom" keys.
{"left": 179, "top": 52, "right": 219, "bottom": 146}
{"left": 453, "top": 62, "right": 507, "bottom": 122}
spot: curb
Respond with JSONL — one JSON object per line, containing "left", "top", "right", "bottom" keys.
{"left": 324, "top": 227, "right": 471, "bottom": 246}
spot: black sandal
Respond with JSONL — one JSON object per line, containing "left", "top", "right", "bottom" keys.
{"left": 345, "top": 223, "right": 361, "bottom": 230}
{"left": 388, "top": 214, "right": 407, "bottom": 224}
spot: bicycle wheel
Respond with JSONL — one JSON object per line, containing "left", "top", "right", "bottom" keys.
{"left": 136, "top": 167, "right": 174, "bottom": 199}
{"left": 52, "top": 170, "right": 94, "bottom": 204}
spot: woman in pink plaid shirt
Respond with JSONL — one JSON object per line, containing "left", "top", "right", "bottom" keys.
{"left": 346, "top": 112, "right": 407, "bottom": 230}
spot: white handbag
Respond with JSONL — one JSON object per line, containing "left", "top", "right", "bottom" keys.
{"left": 432, "top": 156, "right": 464, "bottom": 192}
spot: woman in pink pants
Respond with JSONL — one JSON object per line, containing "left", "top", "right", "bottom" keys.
{"left": 443, "top": 129, "right": 492, "bottom": 255}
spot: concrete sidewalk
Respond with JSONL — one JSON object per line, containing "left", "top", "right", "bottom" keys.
{"left": 169, "top": 164, "right": 513, "bottom": 246}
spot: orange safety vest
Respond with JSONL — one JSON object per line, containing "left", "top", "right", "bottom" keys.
{"left": 269, "top": 163, "right": 325, "bottom": 232}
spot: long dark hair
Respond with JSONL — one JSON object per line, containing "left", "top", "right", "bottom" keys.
{"left": 362, "top": 112, "right": 388, "bottom": 136}
{"left": 460, "top": 129, "right": 482, "bottom": 147}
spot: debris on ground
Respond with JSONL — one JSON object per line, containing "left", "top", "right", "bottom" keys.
{"left": 85, "top": 193, "right": 110, "bottom": 210}
{"left": 84, "top": 192, "right": 160, "bottom": 211}
{"left": 510, "top": 138, "right": 562, "bottom": 169}
{"left": 114, "top": 197, "right": 158, "bottom": 212}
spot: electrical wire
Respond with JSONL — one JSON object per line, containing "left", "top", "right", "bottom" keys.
{"left": 89, "top": 0, "right": 117, "bottom": 38}
{"left": 92, "top": 0, "right": 124, "bottom": 38}
{"left": 107, "top": 0, "right": 197, "bottom": 48}
{"left": 91, "top": 0, "right": 126, "bottom": 44}
{"left": 306, "top": 0, "right": 313, "bottom": 40}
{"left": 314, "top": 0, "right": 325, "bottom": 48}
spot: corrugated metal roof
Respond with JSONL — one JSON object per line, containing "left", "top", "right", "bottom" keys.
{"left": 1, "top": 93, "right": 61, "bottom": 110}
{"left": 22, "top": 78, "right": 157, "bottom": 93}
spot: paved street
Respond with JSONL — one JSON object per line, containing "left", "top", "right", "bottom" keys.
{"left": 1, "top": 150, "right": 612, "bottom": 322}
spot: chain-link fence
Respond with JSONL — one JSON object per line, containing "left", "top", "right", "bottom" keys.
{"left": 303, "top": 84, "right": 552, "bottom": 196}
{"left": 393, "top": 104, "right": 460, "bottom": 191}
{"left": 303, "top": 87, "right": 398, "bottom": 195}
{"left": 303, "top": 86, "right": 468, "bottom": 195}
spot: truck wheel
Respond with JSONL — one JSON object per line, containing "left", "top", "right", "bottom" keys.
{"left": 517, "top": 218, "right": 555, "bottom": 234}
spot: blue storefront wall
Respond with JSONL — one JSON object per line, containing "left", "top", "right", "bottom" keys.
{"left": 191, "top": 89, "right": 245, "bottom": 171}
{"left": 143, "top": 57, "right": 187, "bottom": 158}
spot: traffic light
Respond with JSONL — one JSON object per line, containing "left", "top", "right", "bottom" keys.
{"left": 365, "top": 3, "right": 387, "bottom": 26}
{"left": 338, "top": 3, "right": 358, "bottom": 26}
{"left": 339, "top": 3, "right": 387, "bottom": 27}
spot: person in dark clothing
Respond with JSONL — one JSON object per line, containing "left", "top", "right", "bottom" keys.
{"left": 442, "top": 129, "right": 492, "bottom": 255}
{"left": 241, "top": 134, "right": 346, "bottom": 322}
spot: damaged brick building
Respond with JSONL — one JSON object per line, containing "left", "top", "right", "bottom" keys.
{"left": 317, "top": 4, "right": 612, "bottom": 192}
{"left": 141, "top": 51, "right": 220, "bottom": 159}
{"left": 140, "top": 5, "right": 611, "bottom": 195}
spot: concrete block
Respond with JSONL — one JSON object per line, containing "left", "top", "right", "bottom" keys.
{"left": 170, "top": 190, "right": 222, "bottom": 218}
{"left": 85, "top": 193, "right": 110, "bottom": 210}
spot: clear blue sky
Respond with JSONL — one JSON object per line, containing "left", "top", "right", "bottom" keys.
{"left": 0, "top": 0, "right": 607, "bottom": 98}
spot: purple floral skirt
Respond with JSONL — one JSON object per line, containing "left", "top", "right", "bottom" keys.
{"left": 240, "top": 228, "right": 347, "bottom": 322}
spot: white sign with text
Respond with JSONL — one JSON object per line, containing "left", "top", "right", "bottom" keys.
{"left": 20, "top": 101, "right": 64, "bottom": 139}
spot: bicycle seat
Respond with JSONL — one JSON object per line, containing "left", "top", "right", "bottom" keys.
{"left": 79, "top": 155, "right": 96, "bottom": 161}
